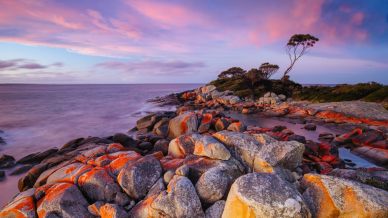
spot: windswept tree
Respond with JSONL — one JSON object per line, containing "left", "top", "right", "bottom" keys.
{"left": 259, "top": 62, "right": 279, "bottom": 79}
{"left": 218, "top": 67, "right": 246, "bottom": 79}
{"left": 283, "top": 34, "right": 319, "bottom": 79}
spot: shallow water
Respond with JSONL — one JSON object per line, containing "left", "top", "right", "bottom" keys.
{"left": 226, "top": 111, "right": 378, "bottom": 168}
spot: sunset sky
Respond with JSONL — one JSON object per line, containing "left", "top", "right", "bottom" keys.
{"left": 0, "top": 0, "right": 387, "bottom": 84}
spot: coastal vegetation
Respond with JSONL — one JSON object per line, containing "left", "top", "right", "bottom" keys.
{"left": 209, "top": 33, "right": 387, "bottom": 109}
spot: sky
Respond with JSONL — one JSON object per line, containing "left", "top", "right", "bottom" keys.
{"left": 0, "top": 0, "right": 387, "bottom": 84}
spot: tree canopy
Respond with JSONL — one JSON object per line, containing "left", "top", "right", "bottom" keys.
{"left": 283, "top": 34, "right": 319, "bottom": 79}
{"left": 217, "top": 67, "right": 246, "bottom": 79}
{"left": 259, "top": 62, "right": 279, "bottom": 79}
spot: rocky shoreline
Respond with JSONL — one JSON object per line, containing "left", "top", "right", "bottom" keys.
{"left": 1, "top": 85, "right": 387, "bottom": 217}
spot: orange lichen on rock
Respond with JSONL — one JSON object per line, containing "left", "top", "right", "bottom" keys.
{"left": 316, "top": 110, "right": 388, "bottom": 126}
{"left": 106, "top": 143, "right": 126, "bottom": 153}
{"left": 160, "top": 157, "right": 185, "bottom": 171}
{"left": 0, "top": 191, "right": 36, "bottom": 218}
{"left": 302, "top": 174, "right": 340, "bottom": 218}
{"left": 302, "top": 174, "right": 388, "bottom": 218}
{"left": 222, "top": 186, "right": 256, "bottom": 218}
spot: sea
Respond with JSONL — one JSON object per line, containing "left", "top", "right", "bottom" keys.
{"left": 0, "top": 84, "right": 201, "bottom": 206}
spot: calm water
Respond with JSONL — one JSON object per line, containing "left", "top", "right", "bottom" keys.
{"left": 0, "top": 84, "right": 201, "bottom": 206}
{"left": 0, "top": 84, "right": 200, "bottom": 158}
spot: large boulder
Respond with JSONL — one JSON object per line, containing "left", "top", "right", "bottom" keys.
{"left": 117, "top": 155, "right": 162, "bottom": 200}
{"left": 213, "top": 131, "right": 263, "bottom": 172}
{"left": 205, "top": 200, "right": 225, "bottom": 218}
{"left": 37, "top": 183, "right": 92, "bottom": 218}
{"left": 195, "top": 167, "right": 235, "bottom": 204}
{"left": 136, "top": 113, "right": 163, "bottom": 131}
{"left": 78, "top": 167, "right": 130, "bottom": 206}
{"left": 200, "top": 85, "right": 217, "bottom": 94}
{"left": 223, "top": 173, "right": 310, "bottom": 218}
{"left": 302, "top": 174, "right": 388, "bottom": 218}
{"left": 17, "top": 148, "right": 58, "bottom": 164}
{"left": 19, "top": 163, "right": 49, "bottom": 191}
{"left": 193, "top": 134, "right": 231, "bottom": 160}
{"left": 0, "top": 188, "right": 37, "bottom": 218}
{"left": 255, "top": 141, "right": 305, "bottom": 172}
{"left": 168, "top": 112, "right": 198, "bottom": 139}
{"left": 0, "top": 154, "right": 15, "bottom": 169}
{"left": 329, "top": 168, "right": 388, "bottom": 191}
{"left": 168, "top": 135, "right": 195, "bottom": 158}
{"left": 149, "top": 175, "right": 204, "bottom": 217}
{"left": 46, "top": 162, "right": 93, "bottom": 185}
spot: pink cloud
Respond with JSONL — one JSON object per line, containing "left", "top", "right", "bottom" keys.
{"left": 351, "top": 12, "right": 365, "bottom": 25}
{"left": 246, "top": 0, "right": 369, "bottom": 47}
{"left": 96, "top": 60, "right": 205, "bottom": 75}
{"left": 128, "top": 0, "right": 212, "bottom": 28}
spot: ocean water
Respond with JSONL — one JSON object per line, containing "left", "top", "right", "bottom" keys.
{"left": 0, "top": 84, "right": 201, "bottom": 159}
{"left": 0, "top": 84, "right": 201, "bottom": 207}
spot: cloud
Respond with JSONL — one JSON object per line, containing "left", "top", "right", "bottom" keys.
{"left": 0, "top": 59, "right": 62, "bottom": 71}
{"left": 0, "top": 0, "right": 386, "bottom": 59}
{"left": 96, "top": 60, "right": 206, "bottom": 75}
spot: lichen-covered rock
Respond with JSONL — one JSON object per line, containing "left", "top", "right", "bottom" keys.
{"left": 302, "top": 173, "right": 388, "bottom": 218}
{"left": 205, "top": 200, "right": 225, "bottom": 218}
{"left": 153, "top": 118, "right": 170, "bottom": 137}
{"left": 149, "top": 175, "right": 204, "bottom": 217}
{"left": 0, "top": 188, "right": 37, "bottom": 218}
{"left": 146, "top": 178, "right": 165, "bottom": 198}
{"left": 227, "top": 121, "right": 247, "bottom": 132}
{"left": 215, "top": 118, "right": 230, "bottom": 131}
{"left": 352, "top": 146, "right": 388, "bottom": 166}
{"left": 255, "top": 141, "right": 304, "bottom": 171}
{"left": 136, "top": 113, "right": 162, "bottom": 130}
{"left": 46, "top": 162, "right": 93, "bottom": 185}
{"left": 37, "top": 183, "right": 92, "bottom": 218}
{"left": 195, "top": 167, "right": 233, "bottom": 204}
{"left": 223, "top": 173, "right": 310, "bottom": 218}
{"left": 168, "top": 112, "right": 198, "bottom": 139}
{"left": 168, "top": 134, "right": 196, "bottom": 158}
{"left": 200, "top": 85, "right": 217, "bottom": 94}
{"left": 329, "top": 168, "right": 388, "bottom": 191}
{"left": 99, "top": 203, "right": 128, "bottom": 218}
{"left": 108, "top": 150, "right": 143, "bottom": 175}
{"left": 252, "top": 133, "right": 277, "bottom": 145}
{"left": 117, "top": 155, "right": 162, "bottom": 200}
{"left": 78, "top": 167, "right": 129, "bottom": 206}
{"left": 213, "top": 131, "right": 263, "bottom": 172}
{"left": 193, "top": 134, "right": 231, "bottom": 160}
{"left": 19, "top": 163, "right": 49, "bottom": 191}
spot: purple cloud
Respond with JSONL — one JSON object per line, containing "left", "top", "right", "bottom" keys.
{"left": 96, "top": 60, "right": 206, "bottom": 75}
{"left": 0, "top": 59, "right": 61, "bottom": 71}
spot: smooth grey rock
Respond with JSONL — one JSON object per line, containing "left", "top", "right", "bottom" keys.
{"left": 256, "top": 140, "right": 305, "bottom": 171}
{"left": 146, "top": 178, "right": 165, "bottom": 198}
{"left": 213, "top": 131, "right": 262, "bottom": 172}
{"left": 78, "top": 167, "right": 129, "bottom": 206}
{"left": 150, "top": 175, "right": 204, "bottom": 217}
{"left": 37, "top": 183, "right": 92, "bottom": 218}
{"left": 223, "top": 173, "right": 310, "bottom": 218}
{"left": 193, "top": 134, "right": 231, "bottom": 160}
{"left": 118, "top": 155, "right": 162, "bottom": 200}
{"left": 205, "top": 200, "right": 225, "bottom": 218}
{"left": 195, "top": 168, "right": 231, "bottom": 204}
